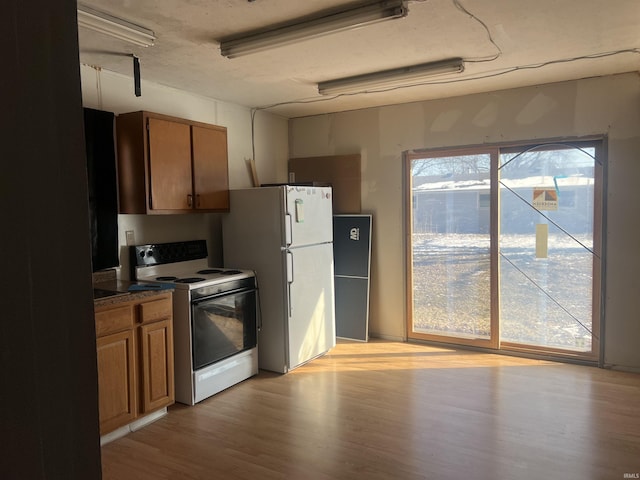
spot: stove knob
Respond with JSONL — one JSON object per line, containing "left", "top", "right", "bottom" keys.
{"left": 147, "top": 250, "right": 154, "bottom": 257}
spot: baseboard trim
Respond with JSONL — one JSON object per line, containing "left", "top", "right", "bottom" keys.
{"left": 100, "top": 408, "right": 168, "bottom": 446}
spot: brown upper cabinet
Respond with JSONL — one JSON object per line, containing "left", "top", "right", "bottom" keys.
{"left": 116, "top": 111, "right": 229, "bottom": 214}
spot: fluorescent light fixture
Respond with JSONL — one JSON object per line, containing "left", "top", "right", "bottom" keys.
{"left": 77, "top": 4, "right": 155, "bottom": 47}
{"left": 317, "top": 57, "right": 465, "bottom": 95}
{"left": 220, "top": 0, "right": 408, "bottom": 58}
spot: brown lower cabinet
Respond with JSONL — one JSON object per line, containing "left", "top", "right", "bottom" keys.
{"left": 95, "top": 293, "right": 175, "bottom": 435}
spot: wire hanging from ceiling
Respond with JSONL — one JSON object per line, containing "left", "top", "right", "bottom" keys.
{"left": 451, "top": 0, "right": 502, "bottom": 62}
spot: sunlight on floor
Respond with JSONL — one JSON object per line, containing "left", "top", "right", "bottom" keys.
{"left": 291, "top": 339, "right": 556, "bottom": 374}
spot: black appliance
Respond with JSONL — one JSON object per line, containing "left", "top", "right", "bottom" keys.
{"left": 84, "top": 107, "right": 119, "bottom": 272}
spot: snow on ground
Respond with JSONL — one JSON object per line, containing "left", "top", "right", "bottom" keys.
{"left": 411, "top": 233, "right": 596, "bottom": 351}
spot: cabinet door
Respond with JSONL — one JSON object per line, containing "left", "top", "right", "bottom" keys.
{"left": 147, "top": 117, "right": 193, "bottom": 211}
{"left": 96, "top": 330, "right": 136, "bottom": 435}
{"left": 192, "top": 125, "right": 229, "bottom": 211}
{"left": 139, "top": 318, "right": 175, "bottom": 413}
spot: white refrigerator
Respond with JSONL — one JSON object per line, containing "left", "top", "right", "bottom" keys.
{"left": 222, "top": 185, "right": 336, "bottom": 373}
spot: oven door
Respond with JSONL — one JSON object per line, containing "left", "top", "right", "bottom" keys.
{"left": 191, "top": 286, "right": 257, "bottom": 371}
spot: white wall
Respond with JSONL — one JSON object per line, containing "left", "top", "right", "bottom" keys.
{"left": 80, "top": 65, "right": 289, "bottom": 275}
{"left": 290, "top": 73, "right": 640, "bottom": 371}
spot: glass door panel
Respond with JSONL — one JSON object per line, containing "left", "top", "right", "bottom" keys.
{"left": 498, "top": 146, "right": 598, "bottom": 355}
{"left": 409, "top": 153, "right": 493, "bottom": 345}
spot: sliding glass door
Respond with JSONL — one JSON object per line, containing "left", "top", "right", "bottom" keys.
{"left": 406, "top": 141, "right": 602, "bottom": 360}
{"left": 407, "top": 150, "right": 497, "bottom": 348}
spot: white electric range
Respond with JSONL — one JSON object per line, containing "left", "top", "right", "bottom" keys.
{"left": 131, "top": 240, "right": 258, "bottom": 405}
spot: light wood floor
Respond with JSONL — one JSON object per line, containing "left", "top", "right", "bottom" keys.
{"left": 101, "top": 340, "right": 640, "bottom": 480}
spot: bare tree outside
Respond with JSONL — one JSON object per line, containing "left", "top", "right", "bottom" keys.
{"left": 411, "top": 154, "right": 490, "bottom": 177}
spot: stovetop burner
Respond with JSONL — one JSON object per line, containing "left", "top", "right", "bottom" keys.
{"left": 174, "top": 277, "right": 206, "bottom": 284}
{"left": 131, "top": 241, "right": 254, "bottom": 290}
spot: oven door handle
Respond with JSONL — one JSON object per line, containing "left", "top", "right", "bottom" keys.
{"left": 191, "top": 286, "right": 256, "bottom": 304}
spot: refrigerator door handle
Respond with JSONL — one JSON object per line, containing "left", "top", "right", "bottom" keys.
{"left": 286, "top": 251, "right": 294, "bottom": 316}
{"left": 285, "top": 214, "right": 292, "bottom": 247}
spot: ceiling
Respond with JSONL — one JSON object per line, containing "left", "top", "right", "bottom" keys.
{"left": 77, "top": 0, "right": 640, "bottom": 119}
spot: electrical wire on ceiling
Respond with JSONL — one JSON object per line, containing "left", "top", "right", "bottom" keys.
{"left": 406, "top": 0, "right": 501, "bottom": 63}
{"left": 247, "top": 46, "right": 638, "bottom": 175}
{"left": 253, "top": 47, "right": 640, "bottom": 112}
{"left": 450, "top": 0, "right": 502, "bottom": 63}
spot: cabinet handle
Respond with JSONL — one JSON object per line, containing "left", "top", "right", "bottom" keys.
{"left": 187, "top": 194, "right": 193, "bottom": 207}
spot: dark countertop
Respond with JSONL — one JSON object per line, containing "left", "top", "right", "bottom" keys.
{"left": 93, "top": 279, "right": 173, "bottom": 308}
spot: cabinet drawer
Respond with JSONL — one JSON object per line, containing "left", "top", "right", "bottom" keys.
{"left": 139, "top": 296, "right": 172, "bottom": 324}
{"left": 95, "top": 305, "right": 134, "bottom": 337}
